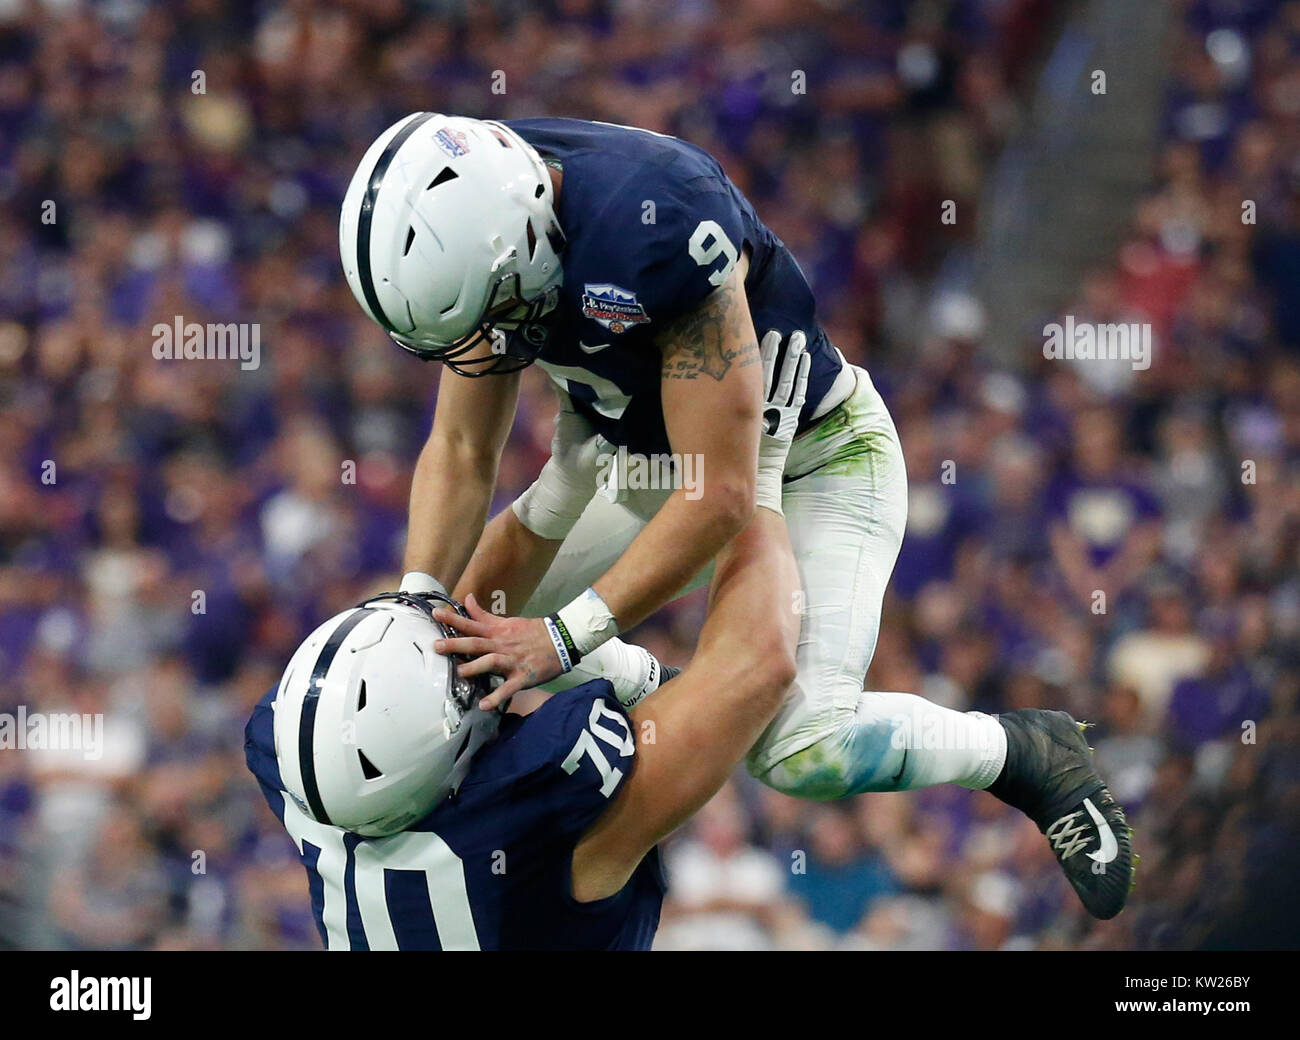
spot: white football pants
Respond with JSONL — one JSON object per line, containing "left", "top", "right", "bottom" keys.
{"left": 523, "top": 366, "right": 1005, "bottom": 799}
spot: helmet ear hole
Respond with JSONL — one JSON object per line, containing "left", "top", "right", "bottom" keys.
{"left": 427, "top": 167, "right": 458, "bottom": 190}
{"left": 525, "top": 220, "right": 538, "bottom": 260}
{"left": 358, "top": 749, "right": 383, "bottom": 780}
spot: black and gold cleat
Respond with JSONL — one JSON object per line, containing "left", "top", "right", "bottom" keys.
{"left": 987, "top": 709, "right": 1134, "bottom": 920}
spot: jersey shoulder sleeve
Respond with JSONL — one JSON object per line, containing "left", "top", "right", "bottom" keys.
{"left": 633, "top": 167, "right": 747, "bottom": 328}
{"left": 584, "top": 144, "right": 747, "bottom": 331}
{"left": 243, "top": 684, "right": 287, "bottom": 822}
{"left": 460, "top": 680, "right": 637, "bottom": 842}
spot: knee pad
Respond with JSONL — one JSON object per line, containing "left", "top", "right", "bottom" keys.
{"left": 746, "top": 728, "right": 864, "bottom": 801}
{"left": 746, "top": 704, "right": 910, "bottom": 800}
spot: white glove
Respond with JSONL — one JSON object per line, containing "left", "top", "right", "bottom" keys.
{"left": 757, "top": 329, "right": 811, "bottom": 514}
{"left": 512, "top": 390, "right": 610, "bottom": 540}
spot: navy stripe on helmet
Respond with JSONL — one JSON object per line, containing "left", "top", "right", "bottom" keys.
{"left": 356, "top": 112, "right": 436, "bottom": 333}
{"left": 299, "top": 607, "right": 375, "bottom": 826}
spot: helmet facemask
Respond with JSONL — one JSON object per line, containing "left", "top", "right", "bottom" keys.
{"left": 389, "top": 257, "right": 563, "bottom": 376}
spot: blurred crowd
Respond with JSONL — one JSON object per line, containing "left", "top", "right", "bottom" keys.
{"left": 0, "top": 0, "right": 1297, "bottom": 950}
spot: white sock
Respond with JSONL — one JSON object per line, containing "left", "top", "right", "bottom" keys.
{"left": 854, "top": 692, "right": 1007, "bottom": 791}
{"left": 954, "top": 712, "right": 1008, "bottom": 790}
{"left": 877, "top": 694, "right": 1007, "bottom": 790}
{"left": 757, "top": 691, "right": 1009, "bottom": 798}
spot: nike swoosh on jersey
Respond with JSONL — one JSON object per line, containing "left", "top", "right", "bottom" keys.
{"left": 579, "top": 341, "right": 612, "bottom": 354}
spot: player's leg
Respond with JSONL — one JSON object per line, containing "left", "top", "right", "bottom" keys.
{"left": 521, "top": 484, "right": 716, "bottom": 616}
{"left": 744, "top": 366, "right": 1133, "bottom": 918}
{"left": 744, "top": 366, "right": 1007, "bottom": 798}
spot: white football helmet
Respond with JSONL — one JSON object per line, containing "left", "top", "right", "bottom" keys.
{"left": 272, "top": 591, "right": 500, "bottom": 837}
{"left": 339, "top": 113, "right": 565, "bottom": 375}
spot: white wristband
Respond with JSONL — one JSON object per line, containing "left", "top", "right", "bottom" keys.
{"left": 555, "top": 587, "right": 620, "bottom": 655}
{"left": 536, "top": 638, "right": 660, "bottom": 707}
{"left": 543, "top": 616, "right": 576, "bottom": 673}
{"left": 755, "top": 459, "right": 785, "bottom": 514}
{"left": 400, "top": 571, "right": 447, "bottom": 596}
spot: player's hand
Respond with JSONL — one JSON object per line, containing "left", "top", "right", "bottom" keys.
{"left": 759, "top": 329, "right": 811, "bottom": 458}
{"left": 755, "top": 329, "right": 811, "bottom": 512}
{"left": 432, "top": 595, "right": 563, "bottom": 709}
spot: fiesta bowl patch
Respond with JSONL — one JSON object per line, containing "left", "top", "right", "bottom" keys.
{"left": 434, "top": 127, "right": 470, "bottom": 157}
{"left": 581, "top": 284, "right": 650, "bottom": 334}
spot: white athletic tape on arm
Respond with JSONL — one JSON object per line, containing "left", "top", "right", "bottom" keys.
{"left": 556, "top": 587, "right": 620, "bottom": 656}
{"left": 755, "top": 463, "right": 784, "bottom": 514}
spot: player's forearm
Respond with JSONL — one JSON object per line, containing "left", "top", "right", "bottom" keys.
{"left": 587, "top": 258, "right": 762, "bottom": 632}
{"left": 403, "top": 357, "right": 521, "bottom": 589}
{"left": 571, "top": 507, "right": 798, "bottom": 899}
{"left": 589, "top": 478, "right": 753, "bottom": 630}
{"left": 454, "top": 507, "right": 562, "bottom": 617}
{"left": 628, "top": 507, "right": 798, "bottom": 826}
{"left": 402, "top": 436, "right": 499, "bottom": 587}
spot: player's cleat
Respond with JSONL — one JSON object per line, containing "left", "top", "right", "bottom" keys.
{"left": 987, "top": 709, "right": 1134, "bottom": 920}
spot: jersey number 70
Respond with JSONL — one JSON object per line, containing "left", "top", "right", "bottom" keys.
{"left": 561, "top": 699, "right": 635, "bottom": 798}
{"left": 280, "top": 797, "right": 480, "bottom": 951}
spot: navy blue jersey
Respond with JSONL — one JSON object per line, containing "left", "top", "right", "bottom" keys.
{"left": 245, "top": 681, "right": 664, "bottom": 950}
{"left": 505, "top": 118, "right": 843, "bottom": 456}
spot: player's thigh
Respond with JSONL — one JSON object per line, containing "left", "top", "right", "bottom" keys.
{"left": 749, "top": 382, "right": 909, "bottom": 768}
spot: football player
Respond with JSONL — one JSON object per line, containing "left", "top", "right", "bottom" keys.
{"left": 242, "top": 336, "right": 807, "bottom": 950}
{"left": 339, "top": 115, "right": 1132, "bottom": 919}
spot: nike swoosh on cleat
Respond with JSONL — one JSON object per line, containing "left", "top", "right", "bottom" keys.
{"left": 1083, "top": 797, "right": 1118, "bottom": 865}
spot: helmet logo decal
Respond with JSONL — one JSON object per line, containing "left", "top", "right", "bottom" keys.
{"left": 434, "top": 127, "right": 471, "bottom": 157}
{"left": 356, "top": 112, "right": 436, "bottom": 336}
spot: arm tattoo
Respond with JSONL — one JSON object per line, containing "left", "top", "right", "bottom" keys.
{"left": 658, "top": 278, "right": 759, "bottom": 382}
